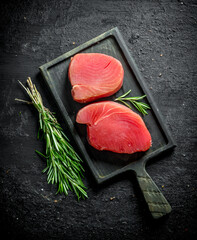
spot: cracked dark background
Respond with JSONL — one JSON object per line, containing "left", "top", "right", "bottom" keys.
{"left": 0, "top": 0, "right": 196, "bottom": 239}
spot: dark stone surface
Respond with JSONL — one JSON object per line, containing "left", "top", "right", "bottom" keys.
{"left": 0, "top": 0, "right": 196, "bottom": 239}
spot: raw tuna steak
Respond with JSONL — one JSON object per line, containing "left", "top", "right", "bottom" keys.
{"left": 68, "top": 53, "right": 124, "bottom": 103}
{"left": 76, "top": 101, "right": 152, "bottom": 154}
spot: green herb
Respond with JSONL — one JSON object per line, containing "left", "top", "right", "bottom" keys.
{"left": 115, "top": 89, "right": 151, "bottom": 115}
{"left": 15, "top": 77, "right": 87, "bottom": 200}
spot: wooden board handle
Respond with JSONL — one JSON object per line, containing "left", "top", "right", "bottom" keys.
{"left": 135, "top": 169, "right": 171, "bottom": 219}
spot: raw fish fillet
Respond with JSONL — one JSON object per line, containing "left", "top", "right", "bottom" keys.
{"left": 76, "top": 101, "right": 152, "bottom": 154}
{"left": 68, "top": 53, "right": 124, "bottom": 103}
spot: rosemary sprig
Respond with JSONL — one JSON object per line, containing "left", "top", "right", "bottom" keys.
{"left": 15, "top": 77, "right": 87, "bottom": 200}
{"left": 115, "top": 89, "right": 151, "bottom": 115}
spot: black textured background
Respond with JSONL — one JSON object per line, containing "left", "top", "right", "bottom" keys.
{"left": 0, "top": 0, "right": 197, "bottom": 239}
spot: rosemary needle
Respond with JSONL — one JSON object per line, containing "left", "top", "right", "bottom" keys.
{"left": 115, "top": 89, "right": 151, "bottom": 115}
{"left": 15, "top": 77, "right": 87, "bottom": 200}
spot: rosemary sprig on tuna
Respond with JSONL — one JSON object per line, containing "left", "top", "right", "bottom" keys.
{"left": 115, "top": 90, "right": 151, "bottom": 115}
{"left": 15, "top": 77, "right": 87, "bottom": 200}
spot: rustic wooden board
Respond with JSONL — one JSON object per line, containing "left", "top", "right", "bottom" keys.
{"left": 39, "top": 27, "right": 175, "bottom": 218}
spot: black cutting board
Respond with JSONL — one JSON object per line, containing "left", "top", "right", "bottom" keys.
{"left": 39, "top": 27, "right": 175, "bottom": 219}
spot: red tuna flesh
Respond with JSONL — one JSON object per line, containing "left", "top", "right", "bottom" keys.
{"left": 68, "top": 53, "right": 124, "bottom": 103}
{"left": 76, "top": 101, "right": 152, "bottom": 154}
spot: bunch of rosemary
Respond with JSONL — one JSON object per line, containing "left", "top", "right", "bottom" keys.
{"left": 15, "top": 77, "right": 87, "bottom": 200}
{"left": 115, "top": 89, "right": 151, "bottom": 115}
